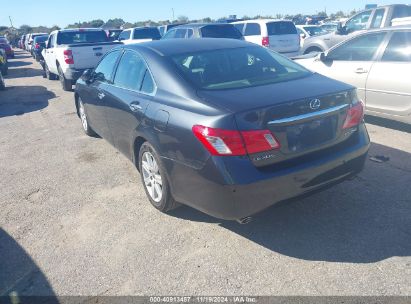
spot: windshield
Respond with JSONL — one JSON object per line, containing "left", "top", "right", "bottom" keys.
{"left": 200, "top": 25, "right": 243, "bottom": 39}
{"left": 57, "top": 31, "right": 108, "bottom": 44}
{"left": 303, "top": 26, "right": 326, "bottom": 36}
{"left": 171, "top": 46, "right": 311, "bottom": 90}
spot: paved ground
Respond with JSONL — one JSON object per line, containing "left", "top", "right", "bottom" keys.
{"left": 0, "top": 50, "right": 410, "bottom": 297}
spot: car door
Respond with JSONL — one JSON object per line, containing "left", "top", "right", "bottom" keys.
{"left": 366, "top": 31, "right": 411, "bottom": 117}
{"left": 308, "top": 32, "right": 387, "bottom": 101}
{"left": 243, "top": 23, "right": 262, "bottom": 45}
{"left": 104, "top": 50, "right": 155, "bottom": 158}
{"left": 43, "top": 34, "right": 58, "bottom": 74}
{"left": 83, "top": 50, "right": 121, "bottom": 142}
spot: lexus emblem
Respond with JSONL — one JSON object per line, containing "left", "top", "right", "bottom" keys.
{"left": 309, "top": 99, "right": 321, "bottom": 110}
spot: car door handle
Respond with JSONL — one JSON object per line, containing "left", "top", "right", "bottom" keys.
{"left": 97, "top": 92, "right": 105, "bottom": 100}
{"left": 355, "top": 68, "right": 368, "bottom": 74}
{"left": 129, "top": 102, "right": 143, "bottom": 112}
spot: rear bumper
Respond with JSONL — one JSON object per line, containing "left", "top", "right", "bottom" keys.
{"left": 163, "top": 124, "right": 370, "bottom": 220}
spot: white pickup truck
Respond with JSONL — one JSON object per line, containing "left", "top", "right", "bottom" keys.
{"left": 42, "top": 28, "right": 122, "bottom": 91}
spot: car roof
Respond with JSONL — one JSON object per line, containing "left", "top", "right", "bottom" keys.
{"left": 57, "top": 28, "right": 105, "bottom": 32}
{"left": 173, "top": 23, "right": 236, "bottom": 29}
{"left": 232, "top": 19, "right": 291, "bottom": 24}
{"left": 124, "top": 38, "right": 253, "bottom": 56}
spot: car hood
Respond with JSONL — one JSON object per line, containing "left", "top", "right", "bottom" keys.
{"left": 196, "top": 72, "right": 353, "bottom": 113}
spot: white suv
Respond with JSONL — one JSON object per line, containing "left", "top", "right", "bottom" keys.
{"left": 232, "top": 19, "right": 300, "bottom": 57}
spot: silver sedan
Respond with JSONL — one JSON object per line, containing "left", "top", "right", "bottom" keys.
{"left": 296, "top": 27, "right": 411, "bottom": 124}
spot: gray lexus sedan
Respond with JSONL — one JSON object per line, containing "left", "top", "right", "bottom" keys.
{"left": 74, "top": 39, "right": 370, "bottom": 222}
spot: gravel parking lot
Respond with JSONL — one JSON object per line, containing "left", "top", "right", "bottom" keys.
{"left": 1, "top": 50, "right": 410, "bottom": 297}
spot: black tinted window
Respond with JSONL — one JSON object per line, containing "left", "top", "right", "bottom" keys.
{"left": 233, "top": 23, "right": 245, "bottom": 34}
{"left": 114, "top": 51, "right": 146, "bottom": 91}
{"left": 133, "top": 28, "right": 161, "bottom": 40}
{"left": 200, "top": 25, "right": 243, "bottom": 39}
{"left": 94, "top": 51, "right": 120, "bottom": 83}
{"left": 382, "top": 32, "right": 411, "bottom": 62}
{"left": 171, "top": 46, "right": 310, "bottom": 90}
{"left": 57, "top": 31, "right": 108, "bottom": 44}
{"left": 392, "top": 5, "right": 411, "bottom": 19}
{"left": 119, "top": 31, "right": 131, "bottom": 40}
{"left": 328, "top": 32, "right": 386, "bottom": 61}
{"left": 267, "top": 22, "right": 297, "bottom": 35}
{"left": 244, "top": 23, "right": 261, "bottom": 36}
{"left": 34, "top": 36, "right": 48, "bottom": 43}
{"left": 187, "top": 29, "right": 194, "bottom": 38}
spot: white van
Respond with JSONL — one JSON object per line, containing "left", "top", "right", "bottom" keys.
{"left": 232, "top": 19, "right": 300, "bottom": 57}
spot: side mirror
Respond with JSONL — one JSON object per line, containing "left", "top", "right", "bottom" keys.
{"left": 82, "top": 69, "right": 94, "bottom": 83}
{"left": 319, "top": 52, "right": 330, "bottom": 62}
{"left": 301, "top": 34, "right": 307, "bottom": 39}
{"left": 336, "top": 22, "right": 346, "bottom": 35}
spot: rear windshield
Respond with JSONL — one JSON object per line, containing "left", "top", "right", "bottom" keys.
{"left": 200, "top": 25, "right": 243, "bottom": 39}
{"left": 57, "top": 31, "right": 108, "bottom": 44}
{"left": 171, "top": 46, "right": 311, "bottom": 90}
{"left": 267, "top": 22, "right": 297, "bottom": 35}
{"left": 34, "top": 36, "right": 48, "bottom": 43}
{"left": 133, "top": 28, "right": 161, "bottom": 40}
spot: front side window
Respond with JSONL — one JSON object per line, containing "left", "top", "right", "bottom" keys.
{"left": 93, "top": 50, "right": 121, "bottom": 83}
{"left": 162, "top": 29, "right": 177, "bottom": 39}
{"left": 327, "top": 32, "right": 386, "bottom": 61}
{"left": 114, "top": 51, "right": 146, "bottom": 91}
{"left": 370, "top": 9, "right": 385, "bottom": 29}
{"left": 187, "top": 29, "right": 194, "bottom": 38}
{"left": 174, "top": 29, "right": 188, "bottom": 39}
{"left": 382, "top": 32, "right": 411, "bottom": 62}
{"left": 345, "top": 10, "right": 372, "bottom": 33}
{"left": 244, "top": 23, "right": 261, "bottom": 36}
{"left": 48, "top": 35, "right": 55, "bottom": 48}
{"left": 118, "top": 30, "right": 131, "bottom": 41}
{"left": 171, "top": 46, "right": 311, "bottom": 90}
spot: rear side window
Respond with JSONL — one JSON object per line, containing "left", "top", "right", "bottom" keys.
{"left": 118, "top": 30, "right": 131, "bottom": 40}
{"left": 267, "top": 22, "right": 297, "bottom": 35}
{"left": 34, "top": 36, "right": 48, "bottom": 43}
{"left": 392, "top": 5, "right": 411, "bottom": 19}
{"left": 382, "top": 32, "right": 411, "bottom": 62}
{"left": 94, "top": 50, "right": 121, "bottom": 83}
{"left": 328, "top": 32, "right": 386, "bottom": 61}
{"left": 200, "top": 25, "right": 243, "bottom": 39}
{"left": 175, "top": 29, "right": 188, "bottom": 38}
{"left": 57, "top": 31, "right": 108, "bottom": 44}
{"left": 233, "top": 23, "right": 245, "bottom": 34}
{"left": 133, "top": 28, "right": 161, "bottom": 40}
{"left": 187, "top": 29, "right": 194, "bottom": 38}
{"left": 370, "top": 9, "right": 385, "bottom": 29}
{"left": 114, "top": 51, "right": 146, "bottom": 91}
{"left": 141, "top": 71, "right": 155, "bottom": 94}
{"left": 244, "top": 23, "right": 261, "bottom": 36}
{"left": 162, "top": 29, "right": 176, "bottom": 39}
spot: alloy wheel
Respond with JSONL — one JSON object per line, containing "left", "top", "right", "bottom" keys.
{"left": 141, "top": 151, "right": 163, "bottom": 203}
{"left": 78, "top": 100, "right": 88, "bottom": 131}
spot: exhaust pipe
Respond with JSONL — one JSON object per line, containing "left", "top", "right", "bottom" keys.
{"left": 236, "top": 216, "right": 253, "bottom": 225}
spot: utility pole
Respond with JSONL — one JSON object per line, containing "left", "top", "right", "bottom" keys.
{"left": 9, "top": 16, "right": 14, "bottom": 29}
{"left": 172, "top": 8, "right": 175, "bottom": 21}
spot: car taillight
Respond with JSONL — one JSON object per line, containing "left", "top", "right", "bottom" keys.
{"left": 343, "top": 101, "right": 364, "bottom": 129}
{"left": 192, "top": 125, "right": 280, "bottom": 156}
{"left": 35, "top": 43, "right": 40, "bottom": 49}
{"left": 262, "top": 36, "right": 270, "bottom": 47}
{"left": 64, "top": 50, "right": 74, "bottom": 64}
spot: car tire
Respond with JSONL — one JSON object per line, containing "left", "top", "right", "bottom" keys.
{"left": 0, "top": 72, "right": 5, "bottom": 91}
{"left": 77, "top": 97, "right": 97, "bottom": 137}
{"left": 138, "top": 142, "right": 180, "bottom": 213}
{"left": 45, "top": 63, "right": 57, "bottom": 80}
{"left": 58, "top": 66, "right": 72, "bottom": 91}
